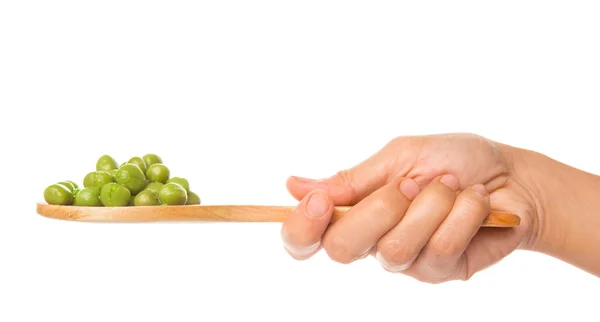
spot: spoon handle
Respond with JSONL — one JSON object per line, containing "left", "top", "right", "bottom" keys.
{"left": 36, "top": 203, "right": 520, "bottom": 227}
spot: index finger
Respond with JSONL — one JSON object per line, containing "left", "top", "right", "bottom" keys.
{"left": 286, "top": 139, "right": 414, "bottom": 206}
{"left": 280, "top": 189, "right": 335, "bottom": 260}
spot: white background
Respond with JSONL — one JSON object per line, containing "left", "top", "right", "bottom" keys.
{"left": 1, "top": 1, "right": 599, "bottom": 321}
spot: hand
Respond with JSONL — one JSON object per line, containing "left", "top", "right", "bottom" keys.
{"left": 280, "top": 133, "right": 540, "bottom": 283}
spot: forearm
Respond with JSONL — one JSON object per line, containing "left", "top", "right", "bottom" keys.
{"left": 514, "top": 147, "right": 600, "bottom": 276}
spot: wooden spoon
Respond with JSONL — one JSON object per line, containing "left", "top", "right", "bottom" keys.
{"left": 36, "top": 203, "right": 520, "bottom": 227}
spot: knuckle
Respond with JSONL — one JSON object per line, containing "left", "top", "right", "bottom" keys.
{"left": 323, "top": 233, "right": 355, "bottom": 264}
{"left": 427, "top": 234, "right": 462, "bottom": 261}
{"left": 457, "top": 192, "right": 487, "bottom": 213}
{"left": 420, "top": 184, "right": 455, "bottom": 208}
{"left": 372, "top": 198, "right": 394, "bottom": 223}
{"left": 331, "top": 169, "right": 352, "bottom": 187}
{"left": 328, "top": 169, "right": 358, "bottom": 204}
{"left": 378, "top": 237, "right": 415, "bottom": 267}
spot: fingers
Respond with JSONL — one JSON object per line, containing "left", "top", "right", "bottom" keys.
{"left": 283, "top": 172, "right": 503, "bottom": 284}
{"left": 404, "top": 184, "right": 491, "bottom": 282}
{"left": 286, "top": 162, "right": 389, "bottom": 206}
{"left": 286, "top": 139, "right": 416, "bottom": 205}
{"left": 280, "top": 189, "right": 334, "bottom": 260}
{"left": 460, "top": 224, "right": 525, "bottom": 280}
{"left": 417, "top": 185, "right": 490, "bottom": 269}
{"left": 457, "top": 187, "right": 528, "bottom": 279}
{"left": 375, "top": 175, "right": 460, "bottom": 272}
{"left": 319, "top": 177, "right": 421, "bottom": 264}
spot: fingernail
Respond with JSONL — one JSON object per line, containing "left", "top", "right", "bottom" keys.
{"left": 472, "top": 184, "right": 488, "bottom": 197}
{"left": 399, "top": 179, "right": 420, "bottom": 200}
{"left": 306, "top": 192, "right": 329, "bottom": 218}
{"left": 376, "top": 252, "right": 412, "bottom": 272}
{"left": 440, "top": 174, "right": 460, "bottom": 191}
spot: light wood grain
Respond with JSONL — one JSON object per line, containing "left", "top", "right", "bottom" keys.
{"left": 36, "top": 203, "right": 520, "bottom": 227}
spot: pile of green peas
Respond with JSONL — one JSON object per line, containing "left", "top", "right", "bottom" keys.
{"left": 43, "top": 154, "right": 201, "bottom": 207}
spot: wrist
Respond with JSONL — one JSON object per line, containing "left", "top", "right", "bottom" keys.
{"left": 506, "top": 144, "right": 600, "bottom": 275}
{"left": 497, "top": 144, "right": 548, "bottom": 251}
{"left": 506, "top": 147, "right": 566, "bottom": 253}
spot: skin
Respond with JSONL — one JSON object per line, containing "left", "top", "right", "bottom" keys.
{"left": 145, "top": 182, "right": 164, "bottom": 194}
{"left": 281, "top": 133, "right": 600, "bottom": 282}
{"left": 128, "top": 157, "right": 147, "bottom": 174}
{"left": 58, "top": 181, "right": 76, "bottom": 192}
{"left": 167, "top": 177, "right": 189, "bottom": 192}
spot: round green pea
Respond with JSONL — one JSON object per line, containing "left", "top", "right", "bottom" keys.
{"left": 146, "top": 164, "right": 170, "bottom": 183}
{"left": 58, "top": 181, "right": 76, "bottom": 192}
{"left": 127, "top": 157, "right": 147, "bottom": 174}
{"left": 74, "top": 187, "right": 102, "bottom": 206}
{"left": 100, "top": 183, "right": 131, "bottom": 207}
{"left": 96, "top": 155, "right": 119, "bottom": 172}
{"left": 109, "top": 169, "right": 118, "bottom": 179}
{"left": 145, "top": 182, "right": 164, "bottom": 194}
{"left": 115, "top": 164, "right": 148, "bottom": 195}
{"left": 66, "top": 180, "right": 79, "bottom": 189}
{"left": 44, "top": 184, "right": 73, "bottom": 205}
{"left": 142, "top": 154, "right": 162, "bottom": 167}
{"left": 159, "top": 183, "right": 187, "bottom": 205}
{"left": 166, "top": 177, "right": 189, "bottom": 192}
{"left": 186, "top": 191, "right": 201, "bottom": 205}
{"left": 134, "top": 190, "right": 161, "bottom": 206}
{"left": 83, "top": 171, "right": 114, "bottom": 188}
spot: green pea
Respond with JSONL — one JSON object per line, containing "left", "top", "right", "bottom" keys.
{"left": 142, "top": 154, "right": 163, "bottom": 168}
{"left": 58, "top": 181, "right": 76, "bottom": 192}
{"left": 74, "top": 187, "right": 102, "bottom": 206}
{"left": 186, "top": 191, "right": 201, "bottom": 205}
{"left": 44, "top": 184, "right": 74, "bottom": 205}
{"left": 159, "top": 183, "right": 187, "bottom": 205}
{"left": 145, "top": 182, "right": 164, "bottom": 194}
{"left": 134, "top": 190, "right": 161, "bottom": 206}
{"left": 96, "top": 155, "right": 119, "bottom": 172}
{"left": 115, "top": 164, "right": 148, "bottom": 195}
{"left": 127, "top": 157, "right": 147, "bottom": 174}
{"left": 166, "top": 177, "right": 189, "bottom": 192}
{"left": 83, "top": 171, "right": 114, "bottom": 188}
{"left": 100, "top": 183, "right": 131, "bottom": 207}
{"left": 146, "top": 164, "right": 170, "bottom": 183}
{"left": 109, "top": 169, "right": 118, "bottom": 179}
{"left": 66, "top": 180, "right": 79, "bottom": 190}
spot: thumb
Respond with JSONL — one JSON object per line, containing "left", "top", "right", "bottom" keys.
{"left": 286, "top": 143, "right": 399, "bottom": 205}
